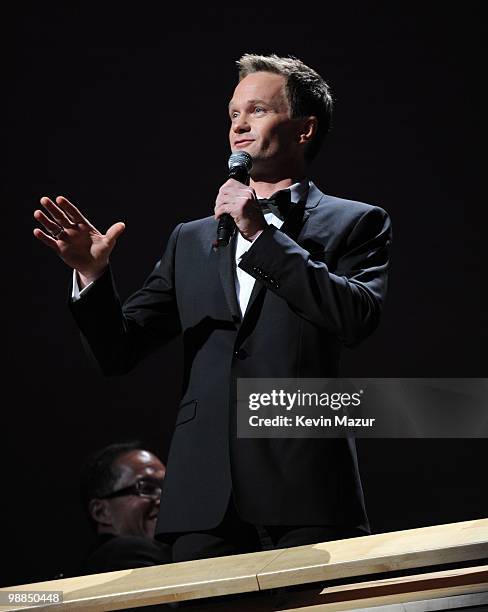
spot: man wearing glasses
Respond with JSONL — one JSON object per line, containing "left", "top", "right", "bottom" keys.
{"left": 80, "top": 442, "right": 171, "bottom": 574}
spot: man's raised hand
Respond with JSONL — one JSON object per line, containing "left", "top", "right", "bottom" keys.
{"left": 33, "top": 196, "right": 125, "bottom": 286}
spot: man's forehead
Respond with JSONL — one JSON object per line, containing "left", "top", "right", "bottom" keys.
{"left": 114, "top": 450, "right": 163, "bottom": 481}
{"left": 228, "top": 97, "right": 271, "bottom": 109}
{"left": 229, "top": 72, "right": 287, "bottom": 107}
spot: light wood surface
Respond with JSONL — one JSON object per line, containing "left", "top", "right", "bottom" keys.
{"left": 0, "top": 549, "right": 282, "bottom": 611}
{"left": 322, "top": 564, "right": 488, "bottom": 596}
{"left": 257, "top": 517, "right": 488, "bottom": 589}
{"left": 0, "top": 518, "right": 486, "bottom": 611}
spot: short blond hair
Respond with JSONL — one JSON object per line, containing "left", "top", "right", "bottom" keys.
{"left": 236, "top": 54, "right": 333, "bottom": 161}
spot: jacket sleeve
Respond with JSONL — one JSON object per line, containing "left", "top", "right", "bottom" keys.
{"left": 238, "top": 206, "right": 392, "bottom": 346}
{"left": 69, "top": 223, "right": 183, "bottom": 375}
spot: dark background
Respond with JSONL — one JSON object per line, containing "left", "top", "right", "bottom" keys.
{"left": 4, "top": 4, "right": 485, "bottom": 587}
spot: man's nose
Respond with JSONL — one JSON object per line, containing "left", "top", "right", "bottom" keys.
{"left": 232, "top": 115, "right": 251, "bottom": 133}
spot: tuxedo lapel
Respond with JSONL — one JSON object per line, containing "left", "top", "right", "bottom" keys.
{"left": 281, "top": 199, "right": 309, "bottom": 242}
{"left": 218, "top": 182, "right": 325, "bottom": 325}
{"left": 242, "top": 197, "right": 312, "bottom": 319}
{"left": 242, "top": 270, "right": 264, "bottom": 318}
{"left": 217, "top": 233, "right": 241, "bottom": 324}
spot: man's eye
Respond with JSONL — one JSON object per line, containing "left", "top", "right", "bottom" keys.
{"left": 254, "top": 107, "right": 265, "bottom": 113}
{"left": 230, "top": 112, "right": 239, "bottom": 119}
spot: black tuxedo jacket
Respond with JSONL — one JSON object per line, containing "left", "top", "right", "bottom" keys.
{"left": 70, "top": 182, "right": 392, "bottom": 535}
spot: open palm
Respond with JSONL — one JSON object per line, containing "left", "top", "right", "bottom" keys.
{"left": 33, "top": 196, "right": 125, "bottom": 282}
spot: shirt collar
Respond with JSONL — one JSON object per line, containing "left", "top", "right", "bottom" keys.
{"left": 255, "top": 178, "right": 310, "bottom": 204}
{"left": 289, "top": 178, "right": 310, "bottom": 204}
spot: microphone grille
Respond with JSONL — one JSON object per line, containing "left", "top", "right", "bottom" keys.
{"left": 228, "top": 151, "right": 252, "bottom": 172}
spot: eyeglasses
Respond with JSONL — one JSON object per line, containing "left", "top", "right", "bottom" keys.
{"left": 101, "top": 478, "right": 163, "bottom": 500}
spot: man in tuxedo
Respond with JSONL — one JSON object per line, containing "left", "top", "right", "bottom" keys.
{"left": 34, "top": 54, "right": 391, "bottom": 562}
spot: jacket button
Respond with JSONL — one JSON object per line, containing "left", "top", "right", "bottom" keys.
{"left": 234, "top": 348, "right": 248, "bottom": 360}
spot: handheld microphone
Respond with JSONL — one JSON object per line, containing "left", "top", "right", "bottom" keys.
{"left": 215, "top": 151, "right": 253, "bottom": 248}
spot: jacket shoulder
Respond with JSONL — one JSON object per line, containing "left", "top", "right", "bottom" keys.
{"left": 317, "top": 191, "right": 388, "bottom": 221}
{"left": 307, "top": 187, "right": 391, "bottom": 244}
{"left": 168, "top": 215, "right": 217, "bottom": 251}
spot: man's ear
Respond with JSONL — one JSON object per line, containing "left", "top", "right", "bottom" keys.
{"left": 89, "top": 498, "right": 113, "bottom": 528}
{"left": 298, "top": 116, "right": 318, "bottom": 145}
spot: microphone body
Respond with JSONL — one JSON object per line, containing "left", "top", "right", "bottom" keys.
{"left": 215, "top": 151, "right": 253, "bottom": 247}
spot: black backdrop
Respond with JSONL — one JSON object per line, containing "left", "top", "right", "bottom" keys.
{"left": 4, "top": 4, "right": 486, "bottom": 587}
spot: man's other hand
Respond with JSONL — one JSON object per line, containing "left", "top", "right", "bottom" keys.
{"left": 33, "top": 195, "right": 125, "bottom": 287}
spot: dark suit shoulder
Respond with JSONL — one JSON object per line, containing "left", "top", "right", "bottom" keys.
{"left": 81, "top": 535, "right": 171, "bottom": 574}
{"left": 305, "top": 189, "right": 390, "bottom": 246}
{"left": 318, "top": 192, "right": 388, "bottom": 221}
{"left": 175, "top": 215, "right": 218, "bottom": 248}
{"left": 180, "top": 215, "right": 216, "bottom": 233}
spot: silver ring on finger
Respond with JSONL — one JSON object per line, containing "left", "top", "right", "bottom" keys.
{"left": 51, "top": 227, "right": 65, "bottom": 240}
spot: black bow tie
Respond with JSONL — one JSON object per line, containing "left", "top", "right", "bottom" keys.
{"left": 257, "top": 188, "right": 292, "bottom": 221}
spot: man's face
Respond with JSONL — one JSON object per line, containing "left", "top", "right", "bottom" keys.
{"left": 228, "top": 72, "right": 304, "bottom": 171}
{"left": 93, "top": 450, "right": 165, "bottom": 539}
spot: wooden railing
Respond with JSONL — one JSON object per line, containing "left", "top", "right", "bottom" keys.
{"left": 1, "top": 518, "right": 487, "bottom": 611}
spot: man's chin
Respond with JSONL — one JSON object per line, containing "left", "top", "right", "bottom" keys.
{"left": 233, "top": 145, "right": 252, "bottom": 151}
